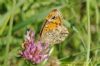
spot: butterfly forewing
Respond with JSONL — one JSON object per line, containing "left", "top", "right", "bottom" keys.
{"left": 40, "top": 9, "right": 69, "bottom": 44}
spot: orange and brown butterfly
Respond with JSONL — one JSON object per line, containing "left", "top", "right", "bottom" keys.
{"left": 40, "top": 9, "right": 69, "bottom": 44}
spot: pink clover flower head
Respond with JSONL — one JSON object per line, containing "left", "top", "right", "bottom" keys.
{"left": 21, "top": 29, "right": 49, "bottom": 64}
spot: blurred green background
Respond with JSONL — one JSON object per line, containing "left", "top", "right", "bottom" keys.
{"left": 0, "top": 0, "right": 100, "bottom": 66}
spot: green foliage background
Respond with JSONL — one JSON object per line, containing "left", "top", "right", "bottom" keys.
{"left": 0, "top": 0, "right": 100, "bottom": 66}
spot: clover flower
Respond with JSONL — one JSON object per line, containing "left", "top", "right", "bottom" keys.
{"left": 20, "top": 29, "right": 50, "bottom": 64}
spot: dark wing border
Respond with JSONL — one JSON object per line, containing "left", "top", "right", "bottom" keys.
{"left": 39, "top": 20, "right": 48, "bottom": 36}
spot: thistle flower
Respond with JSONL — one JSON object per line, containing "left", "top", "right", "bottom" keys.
{"left": 20, "top": 29, "right": 49, "bottom": 64}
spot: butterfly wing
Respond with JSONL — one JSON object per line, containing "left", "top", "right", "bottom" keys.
{"left": 39, "top": 9, "right": 69, "bottom": 44}
{"left": 40, "top": 9, "right": 62, "bottom": 37}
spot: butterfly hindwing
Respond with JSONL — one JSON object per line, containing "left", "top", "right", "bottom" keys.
{"left": 40, "top": 9, "right": 69, "bottom": 44}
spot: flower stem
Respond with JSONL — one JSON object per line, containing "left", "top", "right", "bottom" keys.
{"left": 3, "top": 1, "right": 15, "bottom": 66}
{"left": 3, "top": 12, "right": 13, "bottom": 66}
{"left": 86, "top": 0, "right": 91, "bottom": 65}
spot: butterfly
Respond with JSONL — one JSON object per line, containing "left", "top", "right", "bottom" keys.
{"left": 40, "top": 9, "right": 69, "bottom": 44}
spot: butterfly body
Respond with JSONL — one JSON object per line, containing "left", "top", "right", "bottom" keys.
{"left": 40, "top": 9, "right": 69, "bottom": 44}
